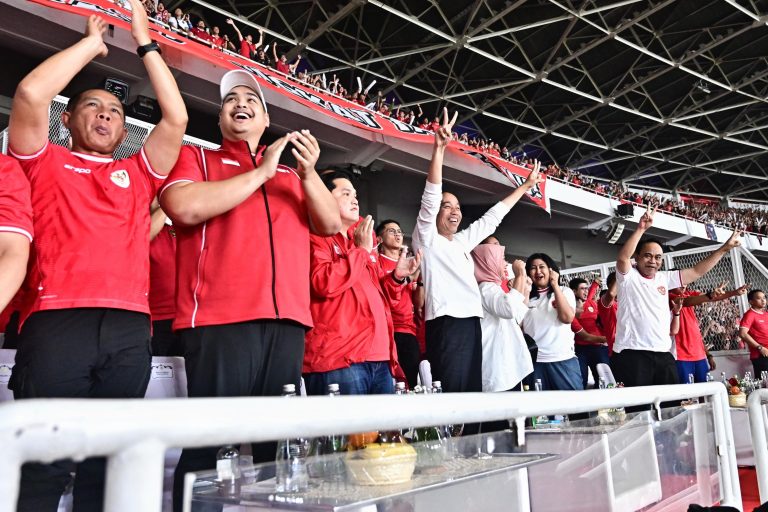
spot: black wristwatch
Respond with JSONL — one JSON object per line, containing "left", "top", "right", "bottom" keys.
{"left": 137, "top": 41, "right": 161, "bottom": 58}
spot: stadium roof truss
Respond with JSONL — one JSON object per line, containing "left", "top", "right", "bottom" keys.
{"left": 186, "top": 0, "right": 768, "bottom": 200}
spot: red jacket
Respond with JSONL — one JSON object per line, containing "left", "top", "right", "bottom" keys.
{"left": 377, "top": 254, "right": 417, "bottom": 336}
{"left": 305, "top": 220, "right": 404, "bottom": 380}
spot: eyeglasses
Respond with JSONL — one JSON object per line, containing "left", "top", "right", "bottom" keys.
{"left": 385, "top": 228, "right": 403, "bottom": 235}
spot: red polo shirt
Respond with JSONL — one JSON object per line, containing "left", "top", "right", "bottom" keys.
{"left": 304, "top": 220, "right": 403, "bottom": 378}
{"left": 575, "top": 281, "right": 602, "bottom": 345}
{"left": 741, "top": 309, "right": 768, "bottom": 360}
{"left": 11, "top": 143, "right": 162, "bottom": 323}
{"left": 149, "top": 223, "right": 176, "bottom": 321}
{"left": 240, "top": 40, "right": 255, "bottom": 59}
{"left": 160, "top": 140, "right": 312, "bottom": 329}
{"left": 377, "top": 253, "right": 417, "bottom": 336}
{"left": 0, "top": 154, "right": 33, "bottom": 242}
{"left": 669, "top": 289, "right": 706, "bottom": 361}
{"left": 597, "top": 294, "right": 618, "bottom": 354}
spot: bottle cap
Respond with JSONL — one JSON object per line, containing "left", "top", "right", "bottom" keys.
{"left": 282, "top": 383, "right": 296, "bottom": 393}
{"left": 328, "top": 383, "right": 340, "bottom": 393}
{"left": 432, "top": 380, "right": 441, "bottom": 388}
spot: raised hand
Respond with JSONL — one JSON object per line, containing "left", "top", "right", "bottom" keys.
{"left": 724, "top": 229, "right": 742, "bottom": 250}
{"left": 259, "top": 132, "right": 297, "bottom": 181}
{"left": 712, "top": 280, "right": 728, "bottom": 298}
{"left": 511, "top": 259, "right": 526, "bottom": 277}
{"left": 638, "top": 203, "right": 655, "bottom": 231}
{"left": 127, "top": 0, "right": 152, "bottom": 46}
{"left": 84, "top": 15, "right": 108, "bottom": 58}
{"left": 353, "top": 215, "right": 375, "bottom": 253}
{"left": 672, "top": 296, "right": 684, "bottom": 314}
{"left": 394, "top": 248, "right": 422, "bottom": 280}
{"left": 549, "top": 269, "right": 560, "bottom": 288}
{"left": 434, "top": 107, "right": 458, "bottom": 149}
{"left": 290, "top": 129, "right": 320, "bottom": 179}
{"left": 734, "top": 283, "right": 750, "bottom": 296}
{"left": 522, "top": 159, "right": 544, "bottom": 190}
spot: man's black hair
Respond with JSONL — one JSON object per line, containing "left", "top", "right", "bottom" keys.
{"left": 65, "top": 87, "right": 122, "bottom": 113}
{"left": 319, "top": 168, "right": 354, "bottom": 191}
{"left": 569, "top": 277, "right": 587, "bottom": 291}
{"left": 633, "top": 237, "right": 664, "bottom": 256}
{"left": 375, "top": 219, "right": 400, "bottom": 237}
{"left": 748, "top": 289, "right": 765, "bottom": 302}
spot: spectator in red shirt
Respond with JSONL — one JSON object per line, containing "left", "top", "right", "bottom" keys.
{"left": 272, "top": 44, "right": 301, "bottom": 75}
{"left": 7, "top": 3, "right": 187, "bottom": 510}
{"left": 303, "top": 173, "right": 414, "bottom": 395}
{"left": 376, "top": 219, "right": 422, "bottom": 388}
{"left": 597, "top": 272, "right": 618, "bottom": 354}
{"left": 670, "top": 281, "right": 748, "bottom": 383}
{"left": 160, "top": 69, "right": 339, "bottom": 511}
{"left": 0, "top": 155, "right": 32, "bottom": 315}
{"left": 569, "top": 276, "right": 609, "bottom": 388}
{"left": 148, "top": 200, "right": 180, "bottom": 356}
{"left": 189, "top": 19, "right": 212, "bottom": 43}
{"left": 227, "top": 18, "right": 262, "bottom": 60}
{"left": 740, "top": 289, "right": 768, "bottom": 376}
{"left": 209, "top": 25, "right": 224, "bottom": 49}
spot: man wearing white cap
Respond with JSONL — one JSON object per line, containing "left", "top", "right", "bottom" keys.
{"left": 160, "top": 69, "right": 340, "bottom": 509}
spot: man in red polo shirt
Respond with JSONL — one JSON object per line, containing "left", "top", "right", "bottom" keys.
{"left": 375, "top": 219, "right": 422, "bottom": 388}
{"left": 739, "top": 290, "right": 768, "bottom": 377}
{"left": 160, "top": 69, "right": 340, "bottom": 510}
{"left": 303, "top": 172, "right": 412, "bottom": 395}
{"left": 670, "top": 281, "right": 748, "bottom": 383}
{"left": 0, "top": 155, "right": 33, "bottom": 314}
{"left": 148, "top": 201, "right": 180, "bottom": 356}
{"left": 227, "top": 18, "right": 262, "bottom": 60}
{"left": 7, "top": 2, "right": 187, "bottom": 510}
{"left": 569, "top": 276, "right": 609, "bottom": 388}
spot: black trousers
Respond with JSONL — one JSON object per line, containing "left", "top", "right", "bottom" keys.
{"left": 394, "top": 332, "right": 421, "bottom": 389}
{"left": 172, "top": 320, "right": 305, "bottom": 512}
{"left": 752, "top": 355, "right": 768, "bottom": 377}
{"left": 151, "top": 318, "right": 183, "bottom": 357}
{"left": 10, "top": 308, "right": 152, "bottom": 512}
{"left": 425, "top": 316, "right": 482, "bottom": 435}
{"left": 610, "top": 349, "right": 679, "bottom": 387}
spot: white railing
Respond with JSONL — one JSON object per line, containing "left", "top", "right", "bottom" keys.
{"left": 748, "top": 389, "right": 768, "bottom": 502}
{"left": 0, "top": 383, "right": 740, "bottom": 511}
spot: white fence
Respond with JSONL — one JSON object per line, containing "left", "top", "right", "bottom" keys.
{"left": 0, "top": 383, "right": 741, "bottom": 511}
{"left": 561, "top": 245, "right": 768, "bottom": 352}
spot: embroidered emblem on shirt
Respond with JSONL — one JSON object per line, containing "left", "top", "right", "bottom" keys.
{"left": 333, "top": 244, "right": 341, "bottom": 255}
{"left": 587, "top": 306, "right": 594, "bottom": 312}
{"left": 370, "top": 254, "right": 377, "bottom": 263}
{"left": 110, "top": 170, "right": 130, "bottom": 189}
{"left": 221, "top": 158, "right": 240, "bottom": 166}
{"left": 657, "top": 286, "right": 666, "bottom": 295}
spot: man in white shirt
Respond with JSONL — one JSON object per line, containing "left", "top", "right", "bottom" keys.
{"left": 613, "top": 204, "right": 741, "bottom": 386}
{"left": 411, "top": 108, "right": 541, "bottom": 408}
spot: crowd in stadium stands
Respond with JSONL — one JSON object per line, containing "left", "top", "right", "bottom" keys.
{"left": 3, "top": 4, "right": 768, "bottom": 510}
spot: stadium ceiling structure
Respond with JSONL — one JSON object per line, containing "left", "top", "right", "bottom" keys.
{"left": 185, "top": 0, "right": 768, "bottom": 201}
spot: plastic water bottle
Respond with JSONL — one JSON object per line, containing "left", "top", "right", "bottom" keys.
{"left": 395, "top": 381, "right": 407, "bottom": 394}
{"left": 216, "top": 445, "right": 241, "bottom": 496}
{"left": 308, "top": 384, "right": 346, "bottom": 482}
{"left": 533, "top": 379, "right": 549, "bottom": 426}
{"left": 275, "top": 384, "right": 309, "bottom": 493}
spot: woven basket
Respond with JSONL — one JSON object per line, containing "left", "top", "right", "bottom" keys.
{"left": 729, "top": 393, "right": 746, "bottom": 408}
{"left": 344, "top": 448, "right": 417, "bottom": 486}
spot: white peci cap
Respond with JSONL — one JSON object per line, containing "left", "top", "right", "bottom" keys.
{"left": 219, "top": 69, "right": 267, "bottom": 113}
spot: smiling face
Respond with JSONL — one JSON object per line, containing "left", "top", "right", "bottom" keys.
{"left": 634, "top": 240, "right": 664, "bottom": 278}
{"left": 62, "top": 89, "right": 127, "bottom": 156}
{"left": 331, "top": 178, "right": 359, "bottom": 227}
{"left": 437, "top": 192, "right": 462, "bottom": 238}
{"left": 528, "top": 259, "right": 551, "bottom": 289}
{"left": 219, "top": 85, "right": 269, "bottom": 142}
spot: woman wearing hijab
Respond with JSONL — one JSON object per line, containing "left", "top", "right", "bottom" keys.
{"left": 471, "top": 242, "right": 533, "bottom": 394}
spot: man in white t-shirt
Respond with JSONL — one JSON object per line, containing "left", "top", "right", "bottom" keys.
{"left": 612, "top": 204, "right": 741, "bottom": 387}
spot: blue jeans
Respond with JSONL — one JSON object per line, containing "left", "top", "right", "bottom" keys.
{"left": 676, "top": 359, "right": 709, "bottom": 384}
{"left": 533, "top": 357, "right": 583, "bottom": 390}
{"left": 304, "top": 361, "right": 394, "bottom": 396}
{"left": 575, "top": 344, "right": 610, "bottom": 388}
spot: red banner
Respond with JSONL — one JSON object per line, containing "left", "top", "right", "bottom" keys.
{"left": 30, "top": 0, "right": 549, "bottom": 212}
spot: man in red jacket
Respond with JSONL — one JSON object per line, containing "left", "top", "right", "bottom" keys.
{"left": 160, "top": 69, "right": 340, "bottom": 510}
{"left": 376, "top": 219, "right": 421, "bottom": 388}
{"left": 303, "top": 171, "right": 416, "bottom": 395}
